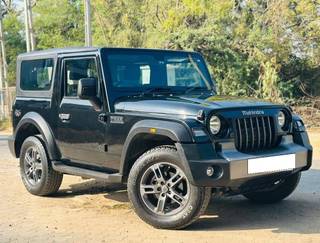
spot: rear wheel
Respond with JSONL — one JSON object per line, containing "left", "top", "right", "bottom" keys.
{"left": 243, "top": 172, "right": 301, "bottom": 204}
{"left": 20, "top": 136, "right": 63, "bottom": 196}
{"left": 128, "top": 146, "right": 211, "bottom": 229}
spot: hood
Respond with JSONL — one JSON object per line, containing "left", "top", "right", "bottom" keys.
{"left": 114, "top": 94, "right": 283, "bottom": 117}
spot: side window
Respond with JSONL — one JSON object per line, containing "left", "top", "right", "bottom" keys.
{"left": 20, "top": 58, "right": 54, "bottom": 90}
{"left": 64, "top": 58, "right": 98, "bottom": 97}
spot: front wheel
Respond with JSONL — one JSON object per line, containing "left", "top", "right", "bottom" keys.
{"left": 128, "top": 146, "right": 211, "bottom": 229}
{"left": 243, "top": 172, "right": 301, "bottom": 204}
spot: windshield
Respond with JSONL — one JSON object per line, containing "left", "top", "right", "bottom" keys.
{"left": 102, "top": 49, "right": 214, "bottom": 92}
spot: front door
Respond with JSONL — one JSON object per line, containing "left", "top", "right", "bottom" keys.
{"left": 56, "top": 56, "right": 111, "bottom": 169}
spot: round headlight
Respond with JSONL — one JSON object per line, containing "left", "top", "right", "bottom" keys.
{"left": 210, "top": 115, "right": 221, "bottom": 135}
{"left": 278, "top": 111, "right": 286, "bottom": 127}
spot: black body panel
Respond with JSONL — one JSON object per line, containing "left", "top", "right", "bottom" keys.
{"left": 10, "top": 47, "right": 313, "bottom": 189}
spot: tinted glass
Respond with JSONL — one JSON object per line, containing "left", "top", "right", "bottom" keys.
{"left": 64, "top": 58, "right": 98, "bottom": 97}
{"left": 104, "top": 51, "right": 213, "bottom": 90}
{"left": 20, "top": 59, "right": 54, "bottom": 90}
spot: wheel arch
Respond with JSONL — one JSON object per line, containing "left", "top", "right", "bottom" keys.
{"left": 13, "top": 112, "right": 61, "bottom": 160}
{"left": 119, "top": 120, "right": 194, "bottom": 181}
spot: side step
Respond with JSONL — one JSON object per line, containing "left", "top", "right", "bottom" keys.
{"left": 52, "top": 161, "right": 122, "bottom": 183}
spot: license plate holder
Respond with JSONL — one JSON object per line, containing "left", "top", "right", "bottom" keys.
{"left": 248, "top": 154, "right": 296, "bottom": 174}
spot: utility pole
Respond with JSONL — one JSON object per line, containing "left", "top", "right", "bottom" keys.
{"left": 27, "top": 0, "right": 36, "bottom": 51}
{"left": 24, "top": 0, "right": 36, "bottom": 52}
{"left": 0, "top": 2, "right": 5, "bottom": 119}
{"left": 24, "top": 0, "right": 30, "bottom": 52}
{"left": 84, "top": 0, "right": 92, "bottom": 47}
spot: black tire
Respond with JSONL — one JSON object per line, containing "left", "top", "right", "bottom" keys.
{"left": 127, "top": 145, "right": 211, "bottom": 229}
{"left": 243, "top": 172, "right": 301, "bottom": 204}
{"left": 19, "top": 136, "right": 63, "bottom": 196}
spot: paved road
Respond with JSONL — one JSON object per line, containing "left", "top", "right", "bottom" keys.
{"left": 0, "top": 140, "right": 319, "bottom": 242}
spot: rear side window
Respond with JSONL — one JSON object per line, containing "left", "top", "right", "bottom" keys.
{"left": 20, "top": 59, "right": 54, "bottom": 90}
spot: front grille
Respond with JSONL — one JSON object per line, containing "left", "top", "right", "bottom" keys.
{"left": 234, "top": 116, "right": 277, "bottom": 152}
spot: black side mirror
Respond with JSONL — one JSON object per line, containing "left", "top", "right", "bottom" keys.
{"left": 77, "top": 78, "right": 97, "bottom": 100}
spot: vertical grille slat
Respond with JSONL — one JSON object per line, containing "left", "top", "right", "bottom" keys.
{"left": 270, "top": 117, "right": 276, "bottom": 146}
{"left": 250, "top": 118, "right": 254, "bottom": 150}
{"left": 235, "top": 115, "right": 277, "bottom": 152}
{"left": 266, "top": 117, "right": 271, "bottom": 147}
{"left": 236, "top": 119, "right": 242, "bottom": 150}
{"left": 262, "top": 117, "right": 267, "bottom": 148}
{"left": 244, "top": 118, "right": 249, "bottom": 149}
{"left": 256, "top": 117, "right": 261, "bottom": 149}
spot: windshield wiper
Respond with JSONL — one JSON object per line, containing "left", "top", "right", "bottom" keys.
{"left": 141, "top": 87, "right": 174, "bottom": 96}
{"left": 184, "top": 86, "right": 213, "bottom": 94}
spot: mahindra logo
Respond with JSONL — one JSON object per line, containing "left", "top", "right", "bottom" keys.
{"left": 241, "top": 110, "right": 265, "bottom": 116}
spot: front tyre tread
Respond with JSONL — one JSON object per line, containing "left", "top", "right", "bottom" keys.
{"left": 128, "top": 145, "right": 211, "bottom": 229}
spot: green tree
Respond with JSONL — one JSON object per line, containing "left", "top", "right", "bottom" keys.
{"left": 33, "top": 0, "right": 85, "bottom": 49}
{"left": 3, "top": 10, "right": 25, "bottom": 85}
{"left": 3, "top": 0, "right": 320, "bottom": 100}
{"left": 92, "top": 0, "right": 146, "bottom": 47}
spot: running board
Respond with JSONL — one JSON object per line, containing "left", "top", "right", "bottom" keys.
{"left": 52, "top": 161, "right": 122, "bottom": 183}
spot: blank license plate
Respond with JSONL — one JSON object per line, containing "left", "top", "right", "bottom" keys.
{"left": 248, "top": 154, "right": 296, "bottom": 174}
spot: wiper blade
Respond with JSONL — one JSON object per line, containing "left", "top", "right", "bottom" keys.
{"left": 185, "top": 86, "right": 211, "bottom": 94}
{"left": 141, "top": 87, "right": 173, "bottom": 95}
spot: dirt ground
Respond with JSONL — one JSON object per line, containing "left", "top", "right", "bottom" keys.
{"left": 0, "top": 133, "right": 319, "bottom": 243}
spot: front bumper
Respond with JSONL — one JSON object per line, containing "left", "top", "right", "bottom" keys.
{"left": 178, "top": 134, "right": 312, "bottom": 188}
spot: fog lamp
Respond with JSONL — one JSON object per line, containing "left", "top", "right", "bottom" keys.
{"left": 206, "top": 167, "right": 215, "bottom": 177}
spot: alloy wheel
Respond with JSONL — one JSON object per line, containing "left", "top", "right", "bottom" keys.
{"left": 24, "top": 146, "right": 43, "bottom": 186}
{"left": 139, "top": 162, "right": 190, "bottom": 216}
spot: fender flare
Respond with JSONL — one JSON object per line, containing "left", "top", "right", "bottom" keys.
{"left": 14, "top": 112, "right": 61, "bottom": 160}
{"left": 119, "top": 119, "right": 194, "bottom": 177}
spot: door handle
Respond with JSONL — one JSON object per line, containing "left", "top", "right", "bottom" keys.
{"left": 59, "top": 113, "right": 71, "bottom": 122}
{"left": 98, "top": 113, "right": 108, "bottom": 123}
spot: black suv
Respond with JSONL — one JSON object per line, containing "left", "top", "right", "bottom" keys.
{"left": 9, "top": 47, "right": 312, "bottom": 229}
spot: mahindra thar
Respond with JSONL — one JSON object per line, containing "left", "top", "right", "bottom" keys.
{"left": 8, "top": 47, "right": 312, "bottom": 229}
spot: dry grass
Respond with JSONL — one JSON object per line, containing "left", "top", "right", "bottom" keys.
{"left": 308, "top": 128, "right": 320, "bottom": 160}
{"left": 293, "top": 107, "right": 320, "bottom": 129}
{"left": 292, "top": 99, "right": 320, "bottom": 129}
{"left": 0, "top": 119, "right": 12, "bottom": 134}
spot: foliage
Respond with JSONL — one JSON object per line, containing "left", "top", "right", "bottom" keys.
{"left": 33, "top": 0, "right": 85, "bottom": 49}
{"left": 0, "top": 117, "right": 10, "bottom": 131}
{"left": 3, "top": 12, "right": 25, "bottom": 86}
{"left": 1, "top": 0, "right": 320, "bottom": 101}
{"left": 91, "top": 0, "right": 320, "bottom": 101}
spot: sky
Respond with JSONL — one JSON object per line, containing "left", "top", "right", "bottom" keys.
{"left": 13, "top": 0, "right": 23, "bottom": 10}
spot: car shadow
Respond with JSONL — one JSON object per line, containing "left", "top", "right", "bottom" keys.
{"left": 190, "top": 196, "right": 320, "bottom": 234}
{"left": 54, "top": 169, "right": 320, "bottom": 234}
{"left": 55, "top": 179, "right": 127, "bottom": 199}
{"left": 189, "top": 169, "right": 320, "bottom": 234}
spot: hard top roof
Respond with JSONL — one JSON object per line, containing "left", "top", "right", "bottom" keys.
{"left": 17, "top": 46, "right": 198, "bottom": 59}
{"left": 18, "top": 47, "right": 99, "bottom": 58}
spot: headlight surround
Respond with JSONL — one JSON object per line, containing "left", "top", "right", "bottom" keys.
{"left": 278, "top": 110, "right": 286, "bottom": 128}
{"left": 209, "top": 115, "right": 221, "bottom": 135}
